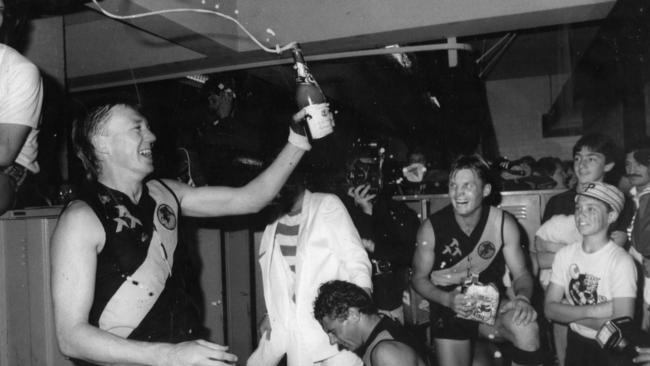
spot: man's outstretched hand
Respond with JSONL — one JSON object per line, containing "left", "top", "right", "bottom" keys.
{"left": 161, "top": 339, "right": 238, "bottom": 366}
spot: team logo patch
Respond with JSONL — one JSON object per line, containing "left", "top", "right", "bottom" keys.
{"left": 477, "top": 241, "right": 496, "bottom": 259}
{"left": 157, "top": 204, "right": 177, "bottom": 230}
{"left": 442, "top": 238, "right": 462, "bottom": 258}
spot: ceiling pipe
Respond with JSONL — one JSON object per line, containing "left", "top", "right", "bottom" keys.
{"left": 475, "top": 33, "right": 513, "bottom": 64}
{"left": 70, "top": 41, "right": 473, "bottom": 92}
{"left": 478, "top": 33, "right": 517, "bottom": 79}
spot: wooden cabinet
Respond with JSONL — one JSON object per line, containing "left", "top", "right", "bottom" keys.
{"left": 0, "top": 207, "right": 72, "bottom": 366}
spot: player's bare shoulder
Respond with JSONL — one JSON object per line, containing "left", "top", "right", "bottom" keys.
{"left": 372, "top": 340, "right": 422, "bottom": 366}
{"left": 416, "top": 219, "right": 436, "bottom": 250}
{"left": 500, "top": 210, "right": 521, "bottom": 245}
{"left": 54, "top": 200, "right": 105, "bottom": 252}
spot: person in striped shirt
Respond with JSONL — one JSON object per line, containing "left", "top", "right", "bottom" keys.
{"left": 249, "top": 170, "right": 372, "bottom": 366}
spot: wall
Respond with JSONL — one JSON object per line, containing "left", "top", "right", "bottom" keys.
{"left": 486, "top": 74, "right": 580, "bottom": 161}
{"left": 23, "top": 16, "right": 65, "bottom": 86}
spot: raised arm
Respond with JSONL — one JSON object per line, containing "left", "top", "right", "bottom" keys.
{"left": 167, "top": 110, "right": 310, "bottom": 218}
{"left": 51, "top": 201, "right": 237, "bottom": 366}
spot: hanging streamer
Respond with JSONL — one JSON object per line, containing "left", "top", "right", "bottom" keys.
{"left": 90, "top": 0, "right": 296, "bottom": 54}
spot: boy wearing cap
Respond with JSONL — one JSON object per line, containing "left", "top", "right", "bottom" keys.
{"left": 624, "top": 139, "right": 650, "bottom": 331}
{"left": 535, "top": 134, "right": 634, "bottom": 277}
{"left": 533, "top": 133, "right": 635, "bottom": 366}
{"left": 544, "top": 182, "right": 637, "bottom": 366}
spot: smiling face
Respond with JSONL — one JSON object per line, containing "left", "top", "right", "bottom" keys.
{"left": 98, "top": 105, "right": 157, "bottom": 179}
{"left": 449, "top": 168, "right": 490, "bottom": 217}
{"left": 574, "top": 195, "right": 615, "bottom": 237}
{"left": 625, "top": 152, "right": 650, "bottom": 189}
{"left": 320, "top": 313, "right": 362, "bottom": 352}
{"left": 573, "top": 147, "right": 613, "bottom": 184}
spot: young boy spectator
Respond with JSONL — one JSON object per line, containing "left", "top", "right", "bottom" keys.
{"left": 533, "top": 133, "right": 635, "bottom": 366}
{"left": 544, "top": 182, "right": 637, "bottom": 366}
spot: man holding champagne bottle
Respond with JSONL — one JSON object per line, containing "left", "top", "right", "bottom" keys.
{"left": 50, "top": 50, "right": 333, "bottom": 366}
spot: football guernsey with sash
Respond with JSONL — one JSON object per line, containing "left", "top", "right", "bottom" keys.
{"left": 427, "top": 204, "right": 507, "bottom": 338}
{"left": 356, "top": 317, "right": 428, "bottom": 366}
{"left": 76, "top": 179, "right": 201, "bottom": 356}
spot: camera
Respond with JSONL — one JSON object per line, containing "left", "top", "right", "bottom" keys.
{"left": 346, "top": 157, "right": 381, "bottom": 194}
{"left": 596, "top": 317, "right": 650, "bottom": 353}
{"left": 346, "top": 139, "right": 408, "bottom": 195}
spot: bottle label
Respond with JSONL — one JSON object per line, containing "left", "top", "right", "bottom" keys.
{"left": 295, "top": 62, "right": 320, "bottom": 85}
{"left": 304, "top": 103, "right": 334, "bottom": 139}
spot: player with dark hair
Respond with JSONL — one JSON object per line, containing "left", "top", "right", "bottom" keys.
{"left": 314, "top": 280, "right": 427, "bottom": 366}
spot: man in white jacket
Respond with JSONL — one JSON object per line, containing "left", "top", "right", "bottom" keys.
{"left": 248, "top": 172, "right": 372, "bottom": 366}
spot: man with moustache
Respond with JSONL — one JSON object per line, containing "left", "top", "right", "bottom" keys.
{"left": 249, "top": 168, "right": 371, "bottom": 366}
{"left": 411, "top": 154, "right": 542, "bottom": 366}
{"left": 624, "top": 138, "right": 650, "bottom": 331}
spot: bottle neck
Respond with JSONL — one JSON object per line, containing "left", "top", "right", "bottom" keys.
{"left": 292, "top": 47, "right": 313, "bottom": 83}
{"left": 295, "top": 62, "right": 309, "bottom": 81}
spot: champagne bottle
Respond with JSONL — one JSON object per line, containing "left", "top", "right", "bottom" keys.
{"left": 291, "top": 43, "right": 333, "bottom": 139}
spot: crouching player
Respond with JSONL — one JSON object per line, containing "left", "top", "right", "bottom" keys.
{"left": 314, "top": 280, "right": 428, "bottom": 366}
